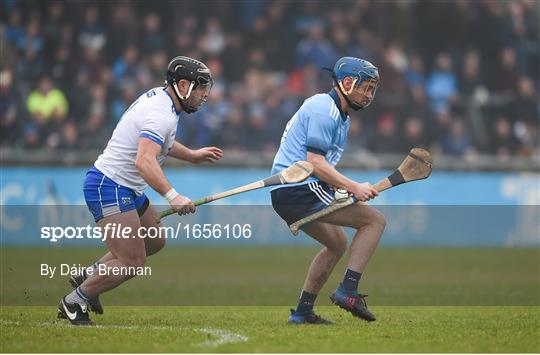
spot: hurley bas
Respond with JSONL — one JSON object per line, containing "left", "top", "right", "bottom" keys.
{"left": 40, "top": 263, "right": 152, "bottom": 279}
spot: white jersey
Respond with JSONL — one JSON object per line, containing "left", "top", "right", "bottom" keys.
{"left": 94, "top": 87, "right": 179, "bottom": 194}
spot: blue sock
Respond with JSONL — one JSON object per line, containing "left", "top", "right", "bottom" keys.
{"left": 296, "top": 290, "right": 316, "bottom": 313}
{"left": 342, "top": 269, "right": 362, "bottom": 292}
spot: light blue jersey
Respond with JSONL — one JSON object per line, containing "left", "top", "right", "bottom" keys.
{"left": 271, "top": 89, "right": 350, "bottom": 190}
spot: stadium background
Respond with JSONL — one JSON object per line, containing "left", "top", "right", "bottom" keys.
{"left": 0, "top": 1, "right": 539, "bottom": 352}
{"left": 1, "top": 0, "right": 539, "bottom": 245}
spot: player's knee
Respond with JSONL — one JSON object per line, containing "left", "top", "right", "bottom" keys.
{"left": 372, "top": 210, "right": 386, "bottom": 230}
{"left": 155, "top": 237, "right": 166, "bottom": 252}
{"left": 145, "top": 237, "right": 166, "bottom": 256}
{"left": 329, "top": 234, "right": 348, "bottom": 256}
{"left": 335, "top": 237, "right": 348, "bottom": 256}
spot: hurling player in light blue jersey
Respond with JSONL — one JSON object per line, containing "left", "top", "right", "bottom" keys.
{"left": 57, "top": 56, "right": 223, "bottom": 325}
{"left": 271, "top": 57, "right": 385, "bottom": 324}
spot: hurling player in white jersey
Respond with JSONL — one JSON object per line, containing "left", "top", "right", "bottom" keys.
{"left": 58, "top": 56, "right": 223, "bottom": 325}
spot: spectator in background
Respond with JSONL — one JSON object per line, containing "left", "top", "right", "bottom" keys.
{"left": 331, "top": 25, "right": 352, "bottom": 59}
{"left": 401, "top": 117, "right": 425, "bottom": 153}
{"left": 2, "top": 0, "right": 538, "bottom": 159}
{"left": 15, "top": 45, "right": 44, "bottom": 90}
{"left": 219, "top": 107, "right": 245, "bottom": 151}
{"left": 404, "top": 54, "right": 425, "bottom": 88}
{"left": 346, "top": 118, "right": 369, "bottom": 151}
{"left": 441, "top": 119, "right": 473, "bottom": 156}
{"left": 67, "top": 71, "right": 91, "bottom": 122}
{"left": 26, "top": 76, "right": 68, "bottom": 125}
{"left": 296, "top": 21, "right": 336, "bottom": 68}
{"left": 80, "top": 112, "right": 109, "bottom": 149}
{"left": 43, "top": 1, "right": 65, "bottom": 52}
{"left": 0, "top": 69, "right": 20, "bottom": 146}
{"left": 511, "top": 76, "right": 539, "bottom": 125}
{"left": 50, "top": 45, "right": 75, "bottom": 89}
{"left": 221, "top": 32, "right": 245, "bottom": 82}
{"left": 106, "top": 3, "right": 138, "bottom": 61}
{"left": 244, "top": 104, "right": 269, "bottom": 151}
{"left": 201, "top": 17, "right": 226, "bottom": 56}
{"left": 140, "top": 13, "right": 165, "bottom": 53}
{"left": 514, "top": 121, "right": 539, "bottom": 157}
{"left": 5, "top": 8, "right": 24, "bottom": 46}
{"left": 58, "top": 120, "right": 79, "bottom": 149}
{"left": 378, "top": 42, "right": 407, "bottom": 109}
{"left": 368, "top": 113, "right": 402, "bottom": 153}
{"left": 194, "top": 82, "right": 230, "bottom": 147}
{"left": 431, "top": 109, "right": 452, "bottom": 146}
{"left": 488, "top": 46, "right": 519, "bottom": 97}
{"left": 17, "top": 17, "right": 44, "bottom": 54}
{"left": 287, "top": 62, "right": 322, "bottom": 99}
{"left": 351, "top": 28, "right": 379, "bottom": 63}
{"left": 489, "top": 117, "right": 518, "bottom": 159}
{"left": 405, "top": 84, "right": 431, "bottom": 123}
{"left": 112, "top": 45, "right": 140, "bottom": 82}
{"left": 426, "top": 52, "right": 458, "bottom": 113}
{"left": 22, "top": 122, "right": 40, "bottom": 148}
{"left": 110, "top": 84, "right": 137, "bottom": 124}
{"left": 459, "top": 49, "right": 483, "bottom": 100}
{"left": 78, "top": 6, "right": 106, "bottom": 53}
{"left": 88, "top": 84, "right": 107, "bottom": 124}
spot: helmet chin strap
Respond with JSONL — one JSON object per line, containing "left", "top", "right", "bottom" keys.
{"left": 336, "top": 78, "right": 364, "bottom": 111}
{"left": 171, "top": 81, "right": 198, "bottom": 114}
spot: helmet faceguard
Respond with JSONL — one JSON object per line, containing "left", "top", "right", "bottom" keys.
{"left": 165, "top": 56, "right": 214, "bottom": 114}
{"left": 325, "top": 56, "right": 380, "bottom": 111}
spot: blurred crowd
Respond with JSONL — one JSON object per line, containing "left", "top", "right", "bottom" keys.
{"left": 1, "top": 0, "right": 539, "bottom": 160}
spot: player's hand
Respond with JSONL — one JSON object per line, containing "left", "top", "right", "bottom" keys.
{"left": 350, "top": 182, "right": 379, "bottom": 202}
{"left": 191, "top": 147, "right": 223, "bottom": 164}
{"left": 170, "top": 195, "right": 196, "bottom": 215}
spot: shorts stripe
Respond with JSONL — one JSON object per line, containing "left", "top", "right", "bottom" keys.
{"left": 98, "top": 175, "right": 106, "bottom": 210}
{"left": 309, "top": 182, "right": 332, "bottom": 205}
{"left": 316, "top": 183, "right": 334, "bottom": 202}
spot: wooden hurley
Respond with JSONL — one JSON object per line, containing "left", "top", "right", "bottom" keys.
{"left": 289, "top": 148, "right": 433, "bottom": 236}
{"left": 158, "top": 161, "right": 313, "bottom": 221}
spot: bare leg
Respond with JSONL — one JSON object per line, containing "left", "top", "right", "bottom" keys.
{"left": 139, "top": 204, "right": 166, "bottom": 256}
{"left": 79, "top": 210, "right": 146, "bottom": 297}
{"left": 319, "top": 202, "right": 386, "bottom": 273}
{"left": 86, "top": 204, "right": 165, "bottom": 270}
{"left": 300, "top": 222, "right": 348, "bottom": 294}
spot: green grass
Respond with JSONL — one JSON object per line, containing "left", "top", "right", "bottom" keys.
{"left": 1, "top": 247, "right": 539, "bottom": 352}
{"left": 1, "top": 306, "right": 539, "bottom": 352}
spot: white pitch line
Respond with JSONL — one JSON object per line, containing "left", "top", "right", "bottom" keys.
{"left": 196, "top": 327, "right": 249, "bottom": 347}
{"left": 1, "top": 320, "right": 249, "bottom": 348}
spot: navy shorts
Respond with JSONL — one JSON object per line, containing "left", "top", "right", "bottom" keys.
{"left": 83, "top": 167, "right": 149, "bottom": 222}
{"left": 271, "top": 181, "right": 335, "bottom": 225}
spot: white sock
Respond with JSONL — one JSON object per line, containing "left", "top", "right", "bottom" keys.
{"left": 65, "top": 287, "right": 89, "bottom": 305}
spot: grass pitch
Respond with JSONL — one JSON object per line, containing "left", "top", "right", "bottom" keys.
{"left": 1, "top": 246, "right": 539, "bottom": 352}
{"left": 1, "top": 306, "right": 539, "bottom": 352}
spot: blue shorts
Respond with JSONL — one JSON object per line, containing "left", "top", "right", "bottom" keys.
{"left": 271, "top": 181, "right": 335, "bottom": 225}
{"left": 83, "top": 167, "right": 149, "bottom": 222}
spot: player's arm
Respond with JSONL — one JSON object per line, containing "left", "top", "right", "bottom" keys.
{"left": 135, "top": 138, "right": 195, "bottom": 214}
{"left": 307, "top": 152, "right": 378, "bottom": 201}
{"left": 305, "top": 108, "right": 377, "bottom": 202}
{"left": 168, "top": 141, "right": 223, "bottom": 164}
